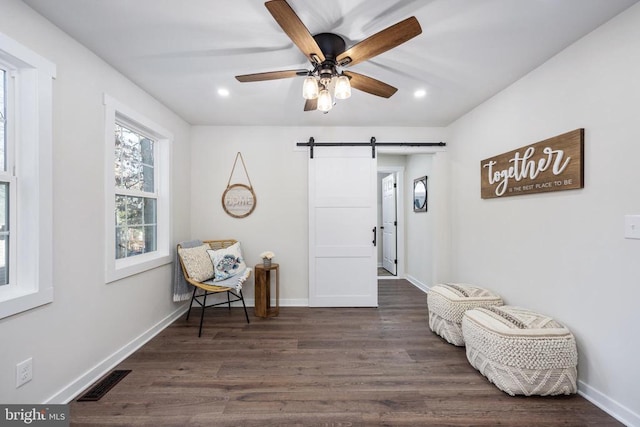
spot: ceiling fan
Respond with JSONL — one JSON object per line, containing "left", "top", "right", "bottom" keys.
{"left": 235, "top": 0, "right": 422, "bottom": 112}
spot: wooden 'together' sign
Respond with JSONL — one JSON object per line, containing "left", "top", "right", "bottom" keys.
{"left": 480, "top": 129, "right": 584, "bottom": 199}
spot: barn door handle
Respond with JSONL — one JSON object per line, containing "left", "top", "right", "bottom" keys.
{"left": 372, "top": 227, "right": 377, "bottom": 246}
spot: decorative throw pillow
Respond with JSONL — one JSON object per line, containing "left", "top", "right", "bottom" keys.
{"left": 207, "top": 242, "right": 247, "bottom": 282}
{"left": 178, "top": 244, "right": 214, "bottom": 282}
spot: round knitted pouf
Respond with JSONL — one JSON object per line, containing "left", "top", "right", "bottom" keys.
{"left": 462, "top": 305, "right": 578, "bottom": 396}
{"left": 427, "top": 283, "right": 503, "bottom": 346}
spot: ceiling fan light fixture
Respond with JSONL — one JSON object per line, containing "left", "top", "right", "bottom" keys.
{"left": 317, "top": 88, "right": 333, "bottom": 112}
{"left": 334, "top": 75, "right": 351, "bottom": 100}
{"left": 302, "top": 76, "right": 319, "bottom": 99}
{"left": 237, "top": 1, "right": 422, "bottom": 112}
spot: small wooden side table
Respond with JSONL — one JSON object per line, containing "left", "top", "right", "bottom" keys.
{"left": 254, "top": 263, "right": 279, "bottom": 318}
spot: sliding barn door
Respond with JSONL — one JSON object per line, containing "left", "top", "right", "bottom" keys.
{"left": 309, "top": 147, "right": 378, "bottom": 307}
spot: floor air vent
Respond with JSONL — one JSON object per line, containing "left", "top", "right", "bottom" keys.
{"left": 77, "top": 370, "right": 131, "bottom": 402}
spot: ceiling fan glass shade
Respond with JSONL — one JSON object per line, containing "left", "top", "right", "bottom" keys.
{"left": 317, "top": 89, "right": 333, "bottom": 112}
{"left": 334, "top": 75, "right": 351, "bottom": 100}
{"left": 302, "top": 76, "right": 319, "bottom": 99}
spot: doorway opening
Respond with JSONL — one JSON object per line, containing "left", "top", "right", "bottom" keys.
{"left": 377, "top": 166, "right": 404, "bottom": 279}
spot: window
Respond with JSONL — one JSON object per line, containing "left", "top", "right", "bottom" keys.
{"left": 115, "top": 124, "right": 158, "bottom": 259}
{"left": 0, "top": 31, "right": 55, "bottom": 319}
{"left": 104, "top": 94, "right": 171, "bottom": 283}
{"left": 0, "top": 68, "right": 11, "bottom": 287}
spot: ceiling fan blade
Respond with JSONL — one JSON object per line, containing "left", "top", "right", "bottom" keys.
{"left": 344, "top": 71, "right": 397, "bottom": 98}
{"left": 337, "top": 16, "right": 422, "bottom": 67}
{"left": 265, "top": 0, "right": 326, "bottom": 64}
{"left": 236, "top": 69, "right": 308, "bottom": 82}
{"left": 304, "top": 98, "right": 318, "bottom": 111}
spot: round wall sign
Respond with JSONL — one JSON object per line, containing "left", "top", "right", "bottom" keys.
{"left": 222, "top": 183, "right": 256, "bottom": 218}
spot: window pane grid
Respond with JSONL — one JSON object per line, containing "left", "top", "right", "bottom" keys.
{"left": 114, "top": 123, "right": 155, "bottom": 193}
{"left": 115, "top": 195, "right": 157, "bottom": 260}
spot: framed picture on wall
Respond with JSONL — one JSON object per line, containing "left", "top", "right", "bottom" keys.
{"left": 413, "top": 176, "right": 427, "bottom": 212}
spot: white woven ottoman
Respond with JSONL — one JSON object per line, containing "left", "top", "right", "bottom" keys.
{"left": 427, "top": 283, "right": 503, "bottom": 346}
{"left": 462, "top": 306, "right": 578, "bottom": 396}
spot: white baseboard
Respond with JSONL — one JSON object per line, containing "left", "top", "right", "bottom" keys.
{"left": 578, "top": 380, "right": 639, "bottom": 427}
{"left": 404, "top": 274, "right": 430, "bottom": 294}
{"left": 378, "top": 274, "right": 402, "bottom": 280}
{"left": 278, "top": 298, "right": 309, "bottom": 306}
{"left": 45, "top": 304, "right": 189, "bottom": 404}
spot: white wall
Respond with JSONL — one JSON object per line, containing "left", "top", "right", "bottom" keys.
{"left": 0, "top": 0, "right": 191, "bottom": 404}
{"left": 190, "top": 127, "right": 448, "bottom": 305}
{"left": 448, "top": 3, "right": 640, "bottom": 425}
{"left": 404, "top": 154, "right": 435, "bottom": 289}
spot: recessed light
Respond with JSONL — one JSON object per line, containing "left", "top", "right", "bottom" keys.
{"left": 414, "top": 89, "right": 427, "bottom": 98}
{"left": 218, "top": 88, "right": 230, "bottom": 97}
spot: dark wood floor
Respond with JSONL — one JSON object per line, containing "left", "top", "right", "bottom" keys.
{"left": 70, "top": 280, "right": 622, "bottom": 426}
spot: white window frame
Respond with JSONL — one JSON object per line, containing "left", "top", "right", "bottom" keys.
{"left": 104, "top": 94, "right": 172, "bottom": 283}
{"left": 0, "top": 31, "right": 55, "bottom": 319}
{"left": 0, "top": 65, "right": 17, "bottom": 289}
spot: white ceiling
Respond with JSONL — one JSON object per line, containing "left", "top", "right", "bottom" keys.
{"left": 22, "top": 0, "right": 638, "bottom": 127}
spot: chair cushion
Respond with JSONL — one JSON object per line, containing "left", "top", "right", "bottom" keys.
{"left": 207, "top": 241, "right": 247, "bottom": 282}
{"left": 178, "top": 244, "right": 214, "bottom": 281}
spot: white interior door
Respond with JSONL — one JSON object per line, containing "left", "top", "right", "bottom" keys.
{"left": 382, "top": 173, "right": 397, "bottom": 275}
{"left": 309, "top": 146, "right": 377, "bottom": 307}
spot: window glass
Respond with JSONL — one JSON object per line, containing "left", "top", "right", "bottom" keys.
{"left": 0, "top": 182, "right": 8, "bottom": 286}
{"left": 114, "top": 123, "right": 157, "bottom": 260}
{"left": 0, "top": 70, "right": 8, "bottom": 286}
{"left": 0, "top": 68, "right": 5, "bottom": 172}
{"left": 115, "top": 196, "right": 157, "bottom": 259}
{"left": 114, "top": 123, "right": 155, "bottom": 192}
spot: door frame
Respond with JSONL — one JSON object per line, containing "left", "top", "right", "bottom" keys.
{"left": 377, "top": 166, "right": 405, "bottom": 279}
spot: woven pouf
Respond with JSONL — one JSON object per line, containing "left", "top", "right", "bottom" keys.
{"left": 427, "top": 283, "right": 503, "bottom": 346}
{"left": 462, "top": 306, "right": 578, "bottom": 396}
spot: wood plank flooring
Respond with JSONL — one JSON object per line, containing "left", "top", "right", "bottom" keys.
{"left": 70, "top": 280, "right": 622, "bottom": 426}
